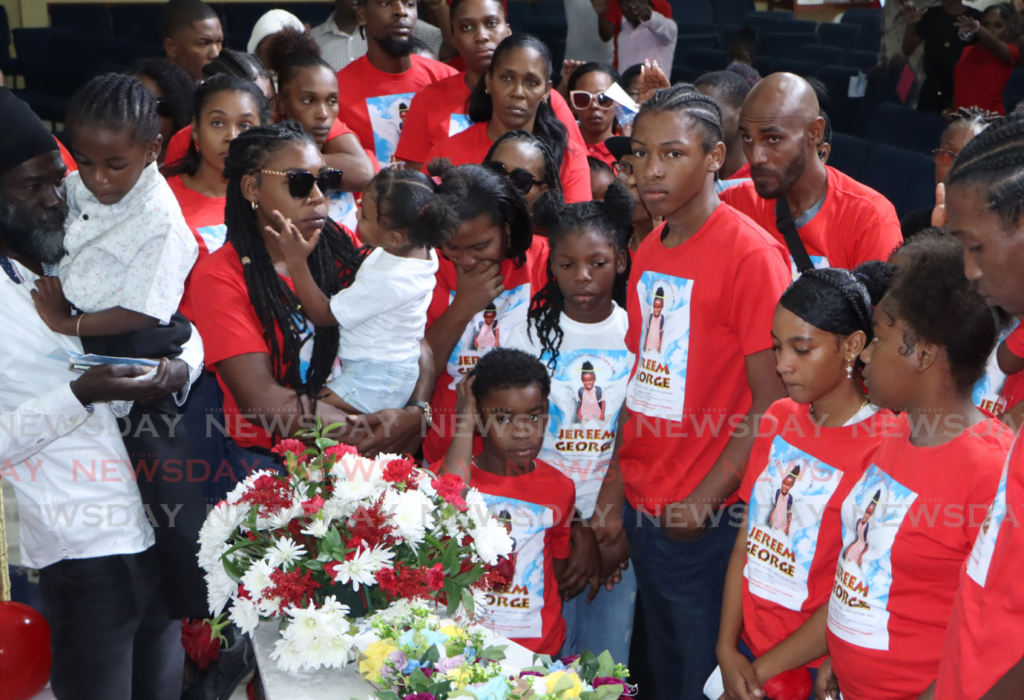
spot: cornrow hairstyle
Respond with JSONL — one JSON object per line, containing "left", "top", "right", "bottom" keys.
{"left": 483, "top": 129, "right": 563, "bottom": 193}
{"left": 779, "top": 268, "right": 876, "bottom": 341}
{"left": 165, "top": 74, "right": 271, "bottom": 176}
{"left": 366, "top": 168, "right": 460, "bottom": 248}
{"left": 947, "top": 113, "right": 1024, "bottom": 230}
{"left": 428, "top": 159, "right": 534, "bottom": 267}
{"left": 66, "top": 73, "right": 160, "bottom": 146}
{"left": 693, "top": 70, "right": 751, "bottom": 110}
{"left": 202, "top": 48, "right": 272, "bottom": 83}
{"left": 470, "top": 347, "right": 551, "bottom": 403}
{"left": 806, "top": 76, "right": 832, "bottom": 146}
{"left": 945, "top": 105, "right": 999, "bottom": 138}
{"left": 635, "top": 82, "right": 724, "bottom": 153}
{"left": 884, "top": 228, "right": 997, "bottom": 397}
{"left": 527, "top": 180, "right": 633, "bottom": 368}
{"left": 160, "top": 0, "right": 218, "bottom": 40}
{"left": 264, "top": 26, "right": 335, "bottom": 91}
{"left": 450, "top": 0, "right": 507, "bottom": 21}
{"left": 222, "top": 121, "right": 365, "bottom": 404}
{"left": 468, "top": 34, "right": 569, "bottom": 171}
{"left": 131, "top": 58, "right": 196, "bottom": 135}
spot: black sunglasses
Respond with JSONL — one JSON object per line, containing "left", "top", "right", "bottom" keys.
{"left": 260, "top": 169, "right": 343, "bottom": 199}
{"left": 483, "top": 160, "right": 546, "bottom": 195}
{"left": 155, "top": 98, "right": 175, "bottom": 119}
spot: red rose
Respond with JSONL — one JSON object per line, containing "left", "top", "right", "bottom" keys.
{"left": 181, "top": 619, "right": 221, "bottom": 669}
{"left": 301, "top": 495, "right": 326, "bottom": 515}
{"left": 426, "top": 563, "right": 445, "bottom": 590}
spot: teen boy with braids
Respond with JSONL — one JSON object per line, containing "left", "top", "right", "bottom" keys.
{"left": 936, "top": 113, "right": 1024, "bottom": 700}
{"left": 592, "top": 84, "right": 790, "bottom": 700}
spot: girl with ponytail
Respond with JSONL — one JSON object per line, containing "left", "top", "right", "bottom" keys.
{"left": 422, "top": 34, "right": 593, "bottom": 203}
{"left": 715, "top": 264, "right": 898, "bottom": 700}
{"left": 505, "top": 180, "right": 636, "bottom": 663}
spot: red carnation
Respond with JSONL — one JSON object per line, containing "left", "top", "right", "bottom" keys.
{"left": 344, "top": 535, "right": 367, "bottom": 561}
{"left": 431, "top": 474, "right": 466, "bottom": 506}
{"left": 376, "top": 567, "right": 399, "bottom": 595}
{"left": 181, "top": 619, "right": 221, "bottom": 669}
{"left": 301, "top": 495, "right": 326, "bottom": 515}
{"left": 383, "top": 458, "right": 416, "bottom": 484}
{"left": 324, "top": 560, "right": 344, "bottom": 581}
{"left": 325, "top": 444, "right": 358, "bottom": 460}
{"left": 426, "top": 563, "right": 445, "bottom": 590}
{"left": 271, "top": 438, "right": 307, "bottom": 463}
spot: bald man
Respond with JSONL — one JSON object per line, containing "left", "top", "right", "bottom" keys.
{"left": 720, "top": 73, "right": 902, "bottom": 274}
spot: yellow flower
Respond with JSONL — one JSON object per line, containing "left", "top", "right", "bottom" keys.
{"left": 440, "top": 623, "right": 462, "bottom": 639}
{"left": 358, "top": 640, "right": 397, "bottom": 682}
{"left": 446, "top": 666, "right": 472, "bottom": 690}
{"left": 545, "top": 671, "right": 584, "bottom": 698}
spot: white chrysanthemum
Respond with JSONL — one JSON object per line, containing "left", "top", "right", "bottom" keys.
{"left": 301, "top": 518, "right": 330, "bottom": 538}
{"left": 319, "top": 594, "right": 351, "bottom": 620}
{"left": 323, "top": 633, "right": 355, "bottom": 668}
{"left": 331, "top": 453, "right": 385, "bottom": 485}
{"left": 197, "top": 540, "right": 231, "bottom": 573}
{"left": 206, "top": 557, "right": 236, "bottom": 616}
{"left": 331, "top": 545, "right": 393, "bottom": 590}
{"left": 350, "top": 629, "right": 379, "bottom": 653}
{"left": 199, "top": 501, "right": 246, "bottom": 548}
{"left": 415, "top": 470, "right": 437, "bottom": 497}
{"left": 263, "top": 501, "right": 304, "bottom": 531}
{"left": 284, "top": 606, "right": 332, "bottom": 646}
{"left": 257, "top": 596, "right": 282, "bottom": 617}
{"left": 471, "top": 518, "right": 513, "bottom": 565}
{"left": 331, "top": 479, "right": 376, "bottom": 503}
{"left": 383, "top": 488, "right": 434, "bottom": 544}
{"left": 265, "top": 537, "right": 306, "bottom": 568}
{"left": 229, "top": 595, "right": 260, "bottom": 637}
{"left": 270, "top": 638, "right": 304, "bottom": 674}
{"left": 240, "top": 560, "right": 276, "bottom": 599}
{"left": 464, "top": 489, "right": 490, "bottom": 528}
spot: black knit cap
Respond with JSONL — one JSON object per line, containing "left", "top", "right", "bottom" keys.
{"left": 0, "top": 88, "right": 59, "bottom": 178}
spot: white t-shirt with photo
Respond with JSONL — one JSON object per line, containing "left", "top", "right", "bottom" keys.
{"left": 507, "top": 304, "right": 634, "bottom": 519}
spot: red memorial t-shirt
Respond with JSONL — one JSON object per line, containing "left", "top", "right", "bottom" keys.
{"left": 738, "top": 399, "right": 898, "bottom": 666}
{"left": 166, "top": 174, "right": 227, "bottom": 322}
{"left": 719, "top": 166, "right": 902, "bottom": 275}
{"left": 165, "top": 119, "right": 356, "bottom": 167}
{"left": 621, "top": 205, "right": 790, "bottom": 514}
{"left": 422, "top": 122, "right": 592, "bottom": 204}
{"left": 191, "top": 240, "right": 353, "bottom": 449}
{"left": 730, "top": 161, "right": 751, "bottom": 180}
{"left": 423, "top": 240, "right": 549, "bottom": 464}
{"left": 825, "top": 415, "right": 1012, "bottom": 700}
{"left": 935, "top": 433, "right": 1024, "bottom": 700}
{"left": 394, "top": 72, "right": 587, "bottom": 166}
{"left": 954, "top": 44, "right": 1020, "bottom": 115}
{"left": 335, "top": 54, "right": 457, "bottom": 167}
{"left": 430, "top": 460, "right": 574, "bottom": 656}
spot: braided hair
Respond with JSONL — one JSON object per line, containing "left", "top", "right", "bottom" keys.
{"left": 131, "top": 58, "right": 196, "bottom": 135}
{"left": 635, "top": 82, "right": 724, "bottom": 153}
{"left": 428, "top": 159, "right": 534, "bottom": 267}
{"left": 948, "top": 105, "right": 1000, "bottom": 131}
{"left": 166, "top": 74, "right": 271, "bottom": 176}
{"left": 202, "top": 48, "right": 272, "bottom": 83}
{"left": 527, "top": 180, "right": 633, "bottom": 368}
{"left": 66, "top": 73, "right": 160, "bottom": 146}
{"left": 947, "top": 113, "right": 1024, "bottom": 229}
{"left": 805, "top": 76, "right": 832, "bottom": 147}
{"left": 469, "top": 34, "right": 569, "bottom": 170}
{"left": 366, "top": 168, "right": 460, "bottom": 248}
{"left": 483, "top": 129, "right": 563, "bottom": 194}
{"left": 222, "top": 122, "right": 365, "bottom": 401}
{"left": 779, "top": 268, "right": 877, "bottom": 341}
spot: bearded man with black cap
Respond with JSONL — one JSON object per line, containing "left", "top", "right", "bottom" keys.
{"left": 0, "top": 87, "right": 203, "bottom": 700}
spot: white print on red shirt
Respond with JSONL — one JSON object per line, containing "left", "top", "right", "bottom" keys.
{"left": 626, "top": 271, "right": 692, "bottom": 418}
{"left": 448, "top": 113, "right": 473, "bottom": 137}
{"left": 967, "top": 457, "right": 1010, "bottom": 586}
{"left": 445, "top": 285, "right": 531, "bottom": 389}
{"left": 475, "top": 494, "right": 556, "bottom": 640}
{"left": 828, "top": 464, "right": 919, "bottom": 651}
{"left": 790, "top": 254, "right": 829, "bottom": 281}
{"left": 366, "top": 92, "right": 416, "bottom": 167}
{"left": 745, "top": 435, "right": 845, "bottom": 612}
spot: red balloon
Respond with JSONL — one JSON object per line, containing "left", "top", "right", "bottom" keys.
{"left": 0, "top": 601, "right": 51, "bottom": 700}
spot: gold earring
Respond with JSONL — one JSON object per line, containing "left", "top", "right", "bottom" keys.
{"left": 251, "top": 200, "right": 258, "bottom": 211}
{"left": 846, "top": 359, "right": 854, "bottom": 379}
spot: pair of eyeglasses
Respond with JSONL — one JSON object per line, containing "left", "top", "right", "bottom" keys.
{"left": 932, "top": 148, "right": 959, "bottom": 162}
{"left": 155, "top": 98, "right": 174, "bottom": 119}
{"left": 483, "top": 160, "right": 546, "bottom": 195}
{"left": 261, "top": 169, "right": 343, "bottom": 199}
{"left": 570, "top": 90, "right": 615, "bottom": 111}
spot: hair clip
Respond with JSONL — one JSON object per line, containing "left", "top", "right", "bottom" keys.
{"left": 431, "top": 176, "right": 442, "bottom": 186}
{"left": 241, "top": 256, "right": 251, "bottom": 265}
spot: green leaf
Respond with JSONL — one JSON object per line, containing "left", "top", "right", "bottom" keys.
{"left": 551, "top": 674, "right": 576, "bottom": 694}
{"left": 221, "top": 555, "right": 247, "bottom": 583}
{"left": 324, "top": 421, "right": 346, "bottom": 434}
{"left": 419, "top": 644, "right": 440, "bottom": 665}
{"left": 315, "top": 437, "right": 339, "bottom": 450}
{"left": 302, "top": 559, "right": 324, "bottom": 572}
{"left": 410, "top": 668, "right": 430, "bottom": 687}
{"left": 460, "top": 587, "right": 475, "bottom": 615}
{"left": 453, "top": 563, "right": 484, "bottom": 587}
{"left": 443, "top": 537, "right": 460, "bottom": 575}
{"left": 372, "top": 692, "right": 400, "bottom": 700}
{"left": 447, "top": 692, "right": 478, "bottom": 698}
{"left": 596, "top": 650, "right": 615, "bottom": 679}
{"left": 445, "top": 589, "right": 460, "bottom": 617}
{"left": 479, "top": 645, "right": 507, "bottom": 662}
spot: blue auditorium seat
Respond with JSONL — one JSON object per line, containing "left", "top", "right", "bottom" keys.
{"left": 771, "top": 59, "right": 818, "bottom": 78}
{"left": 778, "top": 19, "right": 818, "bottom": 33}
{"left": 799, "top": 45, "right": 843, "bottom": 66}
{"left": 670, "top": 0, "right": 714, "bottom": 24}
{"left": 683, "top": 47, "right": 729, "bottom": 73}
{"left": 711, "top": 0, "right": 756, "bottom": 25}
{"left": 1003, "top": 70, "right": 1024, "bottom": 113}
{"left": 760, "top": 32, "right": 818, "bottom": 60}
{"left": 111, "top": 5, "right": 163, "bottom": 46}
{"left": 840, "top": 10, "right": 882, "bottom": 52}
{"left": 818, "top": 65, "right": 862, "bottom": 134}
{"left": 859, "top": 144, "right": 935, "bottom": 218}
{"left": 866, "top": 103, "right": 946, "bottom": 156}
{"left": 50, "top": 5, "right": 114, "bottom": 39}
{"left": 843, "top": 49, "right": 879, "bottom": 71}
{"left": 818, "top": 22, "right": 860, "bottom": 50}
{"left": 828, "top": 133, "right": 871, "bottom": 180}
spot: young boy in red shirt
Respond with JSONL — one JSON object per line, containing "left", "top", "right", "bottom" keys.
{"left": 436, "top": 348, "right": 578, "bottom": 655}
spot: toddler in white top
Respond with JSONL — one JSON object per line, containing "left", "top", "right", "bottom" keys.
{"left": 270, "top": 168, "right": 457, "bottom": 414}
{"left": 32, "top": 75, "right": 198, "bottom": 366}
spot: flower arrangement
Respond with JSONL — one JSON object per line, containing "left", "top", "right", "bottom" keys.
{"left": 355, "top": 605, "right": 634, "bottom": 700}
{"left": 195, "top": 421, "right": 514, "bottom": 672}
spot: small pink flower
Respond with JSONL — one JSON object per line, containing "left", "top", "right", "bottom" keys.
{"left": 301, "top": 495, "right": 326, "bottom": 515}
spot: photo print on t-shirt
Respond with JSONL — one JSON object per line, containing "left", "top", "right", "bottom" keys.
{"left": 196, "top": 223, "right": 227, "bottom": 254}
{"left": 475, "top": 493, "right": 557, "bottom": 640}
{"left": 448, "top": 113, "right": 473, "bottom": 137}
{"left": 328, "top": 191, "right": 359, "bottom": 232}
{"left": 627, "top": 271, "right": 693, "bottom": 418}
{"left": 446, "top": 285, "right": 531, "bottom": 389}
{"left": 790, "top": 254, "right": 830, "bottom": 281}
{"left": 828, "top": 464, "right": 919, "bottom": 651}
{"left": 967, "top": 458, "right": 1010, "bottom": 587}
{"left": 366, "top": 92, "right": 417, "bottom": 167}
{"left": 973, "top": 327, "right": 1010, "bottom": 415}
{"left": 746, "top": 436, "right": 846, "bottom": 611}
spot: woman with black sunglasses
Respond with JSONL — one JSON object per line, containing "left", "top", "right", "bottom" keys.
{"left": 566, "top": 63, "right": 620, "bottom": 167}
{"left": 422, "top": 34, "right": 592, "bottom": 203}
{"left": 483, "top": 130, "right": 563, "bottom": 215}
{"left": 191, "top": 122, "right": 438, "bottom": 479}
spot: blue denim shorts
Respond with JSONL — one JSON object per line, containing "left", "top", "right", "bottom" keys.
{"left": 326, "top": 357, "right": 419, "bottom": 414}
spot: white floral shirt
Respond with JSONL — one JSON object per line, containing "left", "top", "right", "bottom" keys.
{"left": 59, "top": 162, "right": 199, "bottom": 323}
